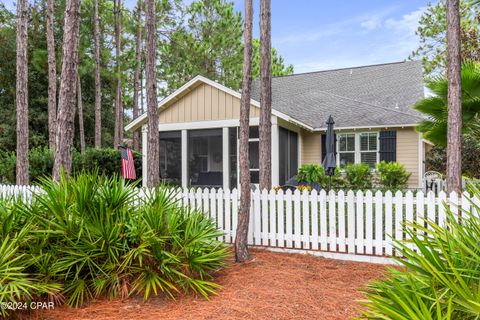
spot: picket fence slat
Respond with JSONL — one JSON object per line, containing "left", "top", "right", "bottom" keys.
{"left": 338, "top": 190, "right": 346, "bottom": 253}
{"left": 356, "top": 190, "right": 364, "bottom": 255}
{"left": 319, "top": 190, "right": 328, "bottom": 251}
{"left": 302, "top": 190, "right": 310, "bottom": 250}
{"left": 2, "top": 184, "right": 479, "bottom": 264}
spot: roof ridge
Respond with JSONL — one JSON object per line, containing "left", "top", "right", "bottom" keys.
{"left": 271, "top": 60, "right": 420, "bottom": 79}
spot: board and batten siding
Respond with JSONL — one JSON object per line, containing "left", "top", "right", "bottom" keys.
{"left": 159, "top": 83, "right": 260, "bottom": 123}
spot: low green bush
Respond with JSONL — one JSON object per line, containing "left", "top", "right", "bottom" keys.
{"left": 0, "top": 148, "right": 142, "bottom": 184}
{"left": 359, "top": 184, "right": 480, "bottom": 319}
{"left": 295, "top": 162, "right": 411, "bottom": 192}
{"left": 375, "top": 161, "right": 410, "bottom": 191}
{"left": 0, "top": 172, "right": 227, "bottom": 316}
{"left": 343, "top": 163, "right": 372, "bottom": 190}
{"left": 296, "top": 164, "right": 326, "bottom": 186}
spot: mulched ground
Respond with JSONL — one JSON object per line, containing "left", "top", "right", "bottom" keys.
{"left": 32, "top": 249, "right": 389, "bottom": 320}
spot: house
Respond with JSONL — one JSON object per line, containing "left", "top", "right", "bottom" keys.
{"left": 125, "top": 60, "right": 429, "bottom": 189}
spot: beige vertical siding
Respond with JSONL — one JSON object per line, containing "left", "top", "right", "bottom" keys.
{"left": 159, "top": 83, "right": 259, "bottom": 123}
{"left": 300, "top": 130, "right": 322, "bottom": 165}
{"left": 396, "top": 128, "right": 420, "bottom": 188}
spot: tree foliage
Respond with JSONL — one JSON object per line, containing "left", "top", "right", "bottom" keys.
{"left": 414, "top": 62, "right": 480, "bottom": 146}
{"left": 411, "top": 0, "right": 480, "bottom": 76}
{"left": 0, "top": 0, "right": 294, "bottom": 154}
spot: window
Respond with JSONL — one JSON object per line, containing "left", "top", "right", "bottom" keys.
{"left": 359, "top": 132, "right": 378, "bottom": 167}
{"left": 338, "top": 133, "right": 355, "bottom": 166}
{"left": 336, "top": 132, "right": 379, "bottom": 167}
{"left": 188, "top": 129, "right": 223, "bottom": 187}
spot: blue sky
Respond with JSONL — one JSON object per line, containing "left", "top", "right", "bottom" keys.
{"left": 5, "top": 0, "right": 431, "bottom": 73}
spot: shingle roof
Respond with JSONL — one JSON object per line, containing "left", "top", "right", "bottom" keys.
{"left": 251, "top": 61, "right": 425, "bottom": 129}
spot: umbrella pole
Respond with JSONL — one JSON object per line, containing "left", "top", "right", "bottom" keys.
{"left": 329, "top": 176, "right": 332, "bottom": 191}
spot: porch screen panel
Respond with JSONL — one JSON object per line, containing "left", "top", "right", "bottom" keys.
{"left": 229, "top": 127, "right": 237, "bottom": 189}
{"left": 159, "top": 131, "right": 182, "bottom": 186}
{"left": 279, "top": 127, "right": 298, "bottom": 186}
{"left": 188, "top": 129, "right": 223, "bottom": 188}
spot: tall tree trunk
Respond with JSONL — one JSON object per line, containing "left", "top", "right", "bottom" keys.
{"left": 46, "top": 0, "right": 56, "bottom": 151}
{"left": 235, "top": 0, "right": 253, "bottom": 263}
{"left": 140, "top": 63, "right": 144, "bottom": 114}
{"left": 77, "top": 72, "right": 85, "bottom": 154}
{"left": 259, "top": 0, "right": 272, "bottom": 190}
{"left": 113, "top": 0, "right": 123, "bottom": 148}
{"left": 446, "top": 0, "right": 462, "bottom": 194}
{"left": 16, "top": 0, "right": 29, "bottom": 185}
{"left": 52, "top": 0, "right": 81, "bottom": 181}
{"left": 145, "top": 0, "right": 159, "bottom": 187}
{"left": 93, "top": 0, "right": 102, "bottom": 148}
{"left": 132, "top": 1, "right": 142, "bottom": 151}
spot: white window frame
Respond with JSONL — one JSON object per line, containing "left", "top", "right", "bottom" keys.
{"left": 336, "top": 132, "right": 380, "bottom": 167}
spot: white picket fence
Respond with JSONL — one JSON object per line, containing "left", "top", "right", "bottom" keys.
{"left": 1, "top": 184, "right": 479, "bottom": 264}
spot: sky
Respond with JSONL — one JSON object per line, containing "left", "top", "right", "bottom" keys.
{"left": 4, "top": 0, "right": 431, "bottom": 74}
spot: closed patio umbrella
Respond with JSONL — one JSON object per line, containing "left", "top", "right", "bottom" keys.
{"left": 322, "top": 115, "right": 336, "bottom": 189}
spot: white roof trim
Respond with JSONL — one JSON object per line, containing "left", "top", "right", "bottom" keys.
{"left": 312, "top": 123, "right": 418, "bottom": 131}
{"left": 125, "top": 75, "right": 313, "bottom": 132}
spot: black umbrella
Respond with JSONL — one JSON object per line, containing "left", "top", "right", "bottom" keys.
{"left": 322, "top": 115, "right": 336, "bottom": 189}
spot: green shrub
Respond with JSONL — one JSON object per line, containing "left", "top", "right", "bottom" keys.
{"left": 0, "top": 148, "right": 142, "bottom": 184}
{"left": 0, "top": 172, "right": 227, "bottom": 314}
{"left": 343, "top": 163, "right": 372, "bottom": 190}
{"left": 376, "top": 161, "right": 410, "bottom": 191}
{"left": 0, "top": 198, "right": 61, "bottom": 318}
{"left": 296, "top": 164, "right": 326, "bottom": 185}
{"left": 359, "top": 184, "right": 480, "bottom": 319}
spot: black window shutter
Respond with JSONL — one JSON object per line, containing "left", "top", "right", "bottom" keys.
{"left": 379, "top": 131, "right": 396, "bottom": 162}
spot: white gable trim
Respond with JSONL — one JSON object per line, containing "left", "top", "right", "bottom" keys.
{"left": 125, "top": 75, "right": 315, "bottom": 132}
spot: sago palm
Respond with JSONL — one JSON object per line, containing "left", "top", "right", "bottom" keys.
{"left": 415, "top": 62, "right": 480, "bottom": 146}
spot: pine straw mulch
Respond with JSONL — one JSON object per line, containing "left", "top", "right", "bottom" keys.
{"left": 33, "top": 249, "right": 389, "bottom": 320}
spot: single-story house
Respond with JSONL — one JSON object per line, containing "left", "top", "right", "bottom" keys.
{"left": 126, "top": 60, "right": 429, "bottom": 189}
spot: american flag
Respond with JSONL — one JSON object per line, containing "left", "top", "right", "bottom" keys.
{"left": 120, "top": 147, "right": 136, "bottom": 180}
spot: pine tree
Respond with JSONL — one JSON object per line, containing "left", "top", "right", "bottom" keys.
{"left": 145, "top": 0, "right": 159, "bottom": 187}
{"left": 133, "top": 0, "right": 142, "bottom": 151}
{"left": 259, "top": 0, "right": 272, "bottom": 190}
{"left": 446, "top": 0, "right": 462, "bottom": 193}
{"left": 15, "top": 0, "right": 29, "bottom": 185}
{"left": 235, "top": 0, "right": 253, "bottom": 263}
{"left": 113, "top": 0, "right": 123, "bottom": 148}
{"left": 93, "top": 0, "right": 102, "bottom": 148}
{"left": 52, "top": 0, "right": 81, "bottom": 180}
{"left": 46, "top": 0, "right": 56, "bottom": 151}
